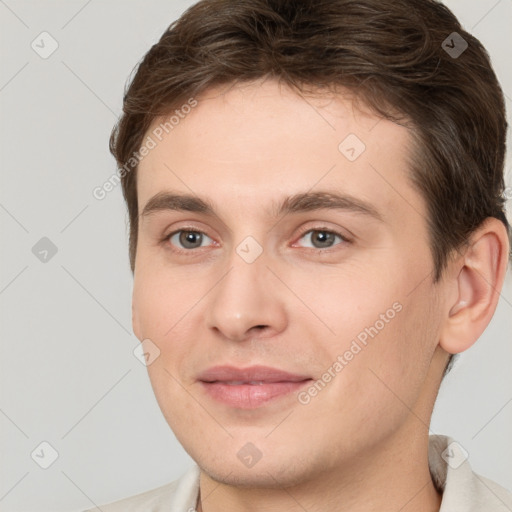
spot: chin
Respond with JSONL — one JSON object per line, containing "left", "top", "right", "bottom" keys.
{"left": 197, "top": 452, "right": 317, "bottom": 489}
{"left": 203, "top": 465, "right": 300, "bottom": 488}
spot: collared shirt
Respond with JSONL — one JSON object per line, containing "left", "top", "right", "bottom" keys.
{"left": 85, "top": 435, "right": 512, "bottom": 511}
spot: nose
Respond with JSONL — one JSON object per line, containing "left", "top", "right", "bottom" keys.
{"left": 205, "top": 251, "right": 288, "bottom": 343}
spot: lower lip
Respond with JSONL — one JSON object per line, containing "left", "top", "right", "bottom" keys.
{"left": 199, "top": 380, "right": 312, "bottom": 409}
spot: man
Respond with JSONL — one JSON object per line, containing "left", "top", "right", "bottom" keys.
{"left": 88, "top": 0, "right": 512, "bottom": 510}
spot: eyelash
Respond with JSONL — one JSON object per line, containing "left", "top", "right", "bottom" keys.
{"left": 161, "top": 225, "right": 351, "bottom": 255}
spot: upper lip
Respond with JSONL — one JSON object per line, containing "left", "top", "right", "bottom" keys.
{"left": 198, "top": 365, "right": 312, "bottom": 383}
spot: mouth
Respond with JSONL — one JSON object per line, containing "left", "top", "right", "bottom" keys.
{"left": 197, "top": 365, "right": 313, "bottom": 409}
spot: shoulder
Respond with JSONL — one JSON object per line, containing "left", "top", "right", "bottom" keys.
{"left": 82, "top": 464, "right": 200, "bottom": 512}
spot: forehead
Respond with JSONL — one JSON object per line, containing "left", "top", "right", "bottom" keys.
{"left": 136, "top": 80, "right": 422, "bottom": 225}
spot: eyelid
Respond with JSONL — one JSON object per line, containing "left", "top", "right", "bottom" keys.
{"left": 162, "top": 220, "right": 214, "bottom": 239}
{"left": 294, "top": 224, "right": 352, "bottom": 242}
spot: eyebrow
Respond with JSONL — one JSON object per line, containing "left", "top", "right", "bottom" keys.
{"left": 140, "top": 190, "right": 384, "bottom": 222}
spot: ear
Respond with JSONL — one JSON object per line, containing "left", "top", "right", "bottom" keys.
{"left": 439, "top": 217, "right": 510, "bottom": 354}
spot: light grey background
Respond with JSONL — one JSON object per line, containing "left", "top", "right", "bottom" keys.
{"left": 0, "top": 1, "right": 511, "bottom": 511}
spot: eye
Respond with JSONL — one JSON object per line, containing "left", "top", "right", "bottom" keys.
{"left": 163, "top": 227, "right": 349, "bottom": 254}
{"left": 166, "top": 229, "right": 214, "bottom": 250}
{"left": 296, "top": 228, "right": 348, "bottom": 250}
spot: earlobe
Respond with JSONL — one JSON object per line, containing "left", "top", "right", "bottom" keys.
{"left": 439, "top": 218, "right": 509, "bottom": 355}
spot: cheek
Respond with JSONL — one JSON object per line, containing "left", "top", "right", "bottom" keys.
{"left": 132, "top": 268, "right": 205, "bottom": 388}
{"left": 315, "top": 269, "right": 436, "bottom": 410}
{"left": 132, "top": 265, "right": 200, "bottom": 340}
{"left": 355, "top": 293, "right": 439, "bottom": 414}
{"left": 309, "top": 267, "right": 400, "bottom": 351}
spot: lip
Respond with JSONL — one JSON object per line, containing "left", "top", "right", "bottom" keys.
{"left": 197, "top": 365, "right": 313, "bottom": 409}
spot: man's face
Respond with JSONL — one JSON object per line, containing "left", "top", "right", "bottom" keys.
{"left": 133, "top": 80, "right": 445, "bottom": 486}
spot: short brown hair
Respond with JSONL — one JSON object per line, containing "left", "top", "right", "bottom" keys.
{"left": 111, "top": 0, "right": 510, "bottom": 282}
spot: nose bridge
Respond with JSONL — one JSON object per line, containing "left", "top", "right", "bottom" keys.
{"left": 206, "top": 237, "right": 287, "bottom": 341}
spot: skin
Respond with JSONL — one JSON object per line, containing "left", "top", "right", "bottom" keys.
{"left": 132, "top": 79, "right": 510, "bottom": 512}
